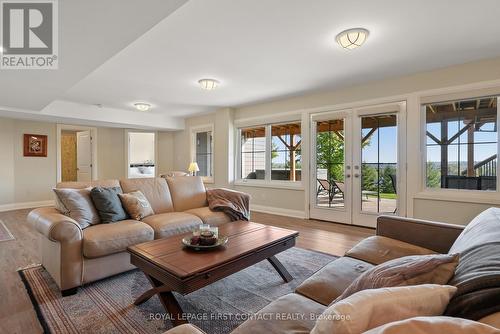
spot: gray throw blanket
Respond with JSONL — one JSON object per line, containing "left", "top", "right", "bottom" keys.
{"left": 207, "top": 188, "right": 250, "bottom": 221}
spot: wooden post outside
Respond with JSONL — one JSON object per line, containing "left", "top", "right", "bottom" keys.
{"left": 289, "top": 127, "right": 296, "bottom": 181}
{"left": 441, "top": 121, "right": 448, "bottom": 187}
{"left": 467, "top": 123, "right": 475, "bottom": 176}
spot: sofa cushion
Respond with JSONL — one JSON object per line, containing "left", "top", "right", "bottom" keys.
{"left": 311, "top": 284, "right": 457, "bottom": 334}
{"left": 142, "top": 212, "right": 203, "bottom": 239}
{"left": 166, "top": 176, "right": 207, "bottom": 212}
{"left": 184, "top": 207, "right": 231, "bottom": 225}
{"left": 446, "top": 208, "right": 500, "bottom": 320}
{"left": 56, "top": 179, "right": 120, "bottom": 189}
{"left": 295, "top": 257, "right": 373, "bottom": 306}
{"left": 449, "top": 208, "right": 500, "bottom": 254}
{"left": 231, "top": 293, "right": 325, "bottom": 334}
{"left": 345, "top": 236, "right": 436, "bottom": 265}
{"left": 364, "top": 316, "right": 499, "bottom": 334}
{"left": 120, "top": 178, "right": 174, "bottom": 214}
{"left": 53, "top": 187, "right": 100, "bottom": 229}
{"left": 335, "top": 253, "right": 459, "bottom": 302}
{"left": 480, "top": 311, "right": 500, "bottom": 329}
{"left": 83, "top": 220, "right": 154, "bottom": 258}
{"left": 90, "top": 186, "right": 128, "bottom": 223}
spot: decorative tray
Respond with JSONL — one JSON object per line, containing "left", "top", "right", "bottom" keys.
{"left": 182, "top": 235, "right": 228, "bottom": 251}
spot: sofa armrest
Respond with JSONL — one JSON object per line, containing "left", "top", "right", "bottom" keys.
{"left": 163, "top": 324, "right": 206, "bottom": 334}
{"left": 28, "top": 207, "right": 83, "bottom": 242}
{"left": 376, "top": 215, "right": 464, "bottom": 254}
{"left": 28, "top": 207, "right": 84, "bottom": 291}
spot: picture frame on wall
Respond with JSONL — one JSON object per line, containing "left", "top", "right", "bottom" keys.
{"left": 23, "top": 134, "right": 48, "bottom": 157}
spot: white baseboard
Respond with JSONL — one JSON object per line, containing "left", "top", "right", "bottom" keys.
{"left": 0, "top": 200, "right": 54, "bottom": 212}
{"left": 251, "top": 204, "right": 306, "bottom": 219}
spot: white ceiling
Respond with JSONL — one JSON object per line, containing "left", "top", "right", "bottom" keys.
{"left": 3, "top": 0, "right": 500, "bottom": 127}
{"left": 0, "top": 0, "right": 187, "bottom": 125}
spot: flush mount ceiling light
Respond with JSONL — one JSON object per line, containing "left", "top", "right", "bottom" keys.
{"left": 198, "top": 78, "right": 220, "bottom": 90}
{"left": 336, "top": 28, "right": 369, "bottom": 50}
{"left": 134, "top": 102, "right": 151, "bottom": 112}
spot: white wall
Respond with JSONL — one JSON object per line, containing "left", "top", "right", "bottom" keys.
{"left": 0, "top": 117, "right": 128, "bottom": 207}
{"left": 97, "top": 127, "right": 126, "bottom": 180}
{"left": 173, "top": 56, "right": 500, "bottom": 225}
{"left": 173, "top": 113, "right": 216, "bottom": 175}
{"left": 157, "top": 131, "right": 175, "bottom": 175}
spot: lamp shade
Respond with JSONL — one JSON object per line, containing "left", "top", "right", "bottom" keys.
{"left": 188, "top": 162, "right": 200, "bottom": 173}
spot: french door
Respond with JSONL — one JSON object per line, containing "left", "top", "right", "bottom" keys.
{"left": 310, "top": 102, "right": 406, "bottom": 228}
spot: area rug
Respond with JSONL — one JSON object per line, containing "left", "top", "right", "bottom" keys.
{"left": 0, "top": 220, "right": 14, "bottom": 242}
{"left": 19, "top": 247, "right": 336, "bottom": 334}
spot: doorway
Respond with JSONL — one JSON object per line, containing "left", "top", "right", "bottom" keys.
{"left": 126, "top": 131, "right": 157, "bottom": 178}
{"left": 310, "top": 102, "right": 406, "bottom": 228}
{"left": 57, "top": 125, "right": 98, "bottom": 183}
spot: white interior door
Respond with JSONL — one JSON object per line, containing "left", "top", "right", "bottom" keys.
{"left": 310, "top": 102, "right": 406, "bottom": 228}
{"left": 77, "top": 131, "right": 92, "bottom": 182}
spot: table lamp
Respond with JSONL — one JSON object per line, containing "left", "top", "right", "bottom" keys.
{"left": 188, "top": 162, "right": 200, "bottom": 176}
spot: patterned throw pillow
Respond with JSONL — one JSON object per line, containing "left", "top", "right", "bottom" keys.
{"left": 334, "top": 253, "right": 459, "bottom": 303}
{"left": 90, "top": 186, "right": 128, "bottom": 223}
{"left": 53, "top": 187, "right": 100, "bottom": 229}
{"left": 118, "top": 191, "right": 154, "bottom": 220}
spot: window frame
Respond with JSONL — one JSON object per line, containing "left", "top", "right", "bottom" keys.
{"left": 421, "top": 95, "right": 500, "bottom": 196}
{"left": 235, "top": 121, "right": 303, "bottom": 189}
{"left": 190, "top": 124, "right": 214, "bottom": 183}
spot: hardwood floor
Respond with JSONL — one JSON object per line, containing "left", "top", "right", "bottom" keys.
{"left": 0, "top": 208, "right": 374, "bottom": 333}
{"left": 0, "top": 209, "right": 43, "bottom": 334}
{"left": 251, "top": 212, "right": 374, "bottom": 256}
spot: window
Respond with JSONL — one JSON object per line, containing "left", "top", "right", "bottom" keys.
{"left": 191, "top": 125, "right": 213, "bottom": 182}
{"left": 239, "top": 122, "right": 302, "bottom": 183}
{"left": 240, "top": 126, "right": 266, "bottom": 179}
{"left": 424, "top": 96, "right": 498, "bottom": 191}
{"left": 271, "top": 123, "right": 302, "bottom": 181}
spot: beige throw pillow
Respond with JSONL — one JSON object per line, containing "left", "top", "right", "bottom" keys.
{"left": 334, "top": 253, "right": 459, "bottom": 302}
{"left": 364, "top": 316, "right": 499, "bottom": 334}
{"left": 118, "top": 191, "right": 154, "bottom": 220}
{"left": 311, "top": 284, "right": 457, "bottom": 334}
{"left": 53, "top": 187, "right": 100, "bottom": 229}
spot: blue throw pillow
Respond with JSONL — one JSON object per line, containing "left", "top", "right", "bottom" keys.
{"left": 90, "top": 186, "right": 128, "bottom": 223}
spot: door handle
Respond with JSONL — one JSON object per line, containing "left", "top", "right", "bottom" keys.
{"left": 354, "top": 173, "right": 360, "bottom": 178}
{"left": 346, "top": 174, "right": 351, "bottom": 178}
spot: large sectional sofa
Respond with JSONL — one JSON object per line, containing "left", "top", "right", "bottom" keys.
{"left": 166, "top": 208, "right": 500, "bottom": 333}
{"left": 28, "top": 176, "right": 233, "bottom": 295}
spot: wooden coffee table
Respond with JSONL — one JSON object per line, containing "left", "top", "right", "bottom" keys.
{"left": 127, "top": 221, "right": 299, "bottom": 326}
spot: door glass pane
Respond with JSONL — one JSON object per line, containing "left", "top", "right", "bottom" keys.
{"left": 361, "top": 115, "right": 397, "bottom": 214}
{"left": 315, "top": 119, "right": 345, "bottom": 208}
{"left": 195, "top": 131, "right": 213, "bottom": 177}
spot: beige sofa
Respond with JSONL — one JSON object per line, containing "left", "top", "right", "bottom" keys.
{"left": 164, "top": 210, "right": 500, "bottom": 333}
{"left": 28, "top": 176, "right": 233, "bottom": 295}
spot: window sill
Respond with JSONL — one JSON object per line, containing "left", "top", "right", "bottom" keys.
{"left": 414, "top": 189, "right": 500, "bottom": 205}
{"left": 234, "top": 179, "right": 304, "bottom": 191}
